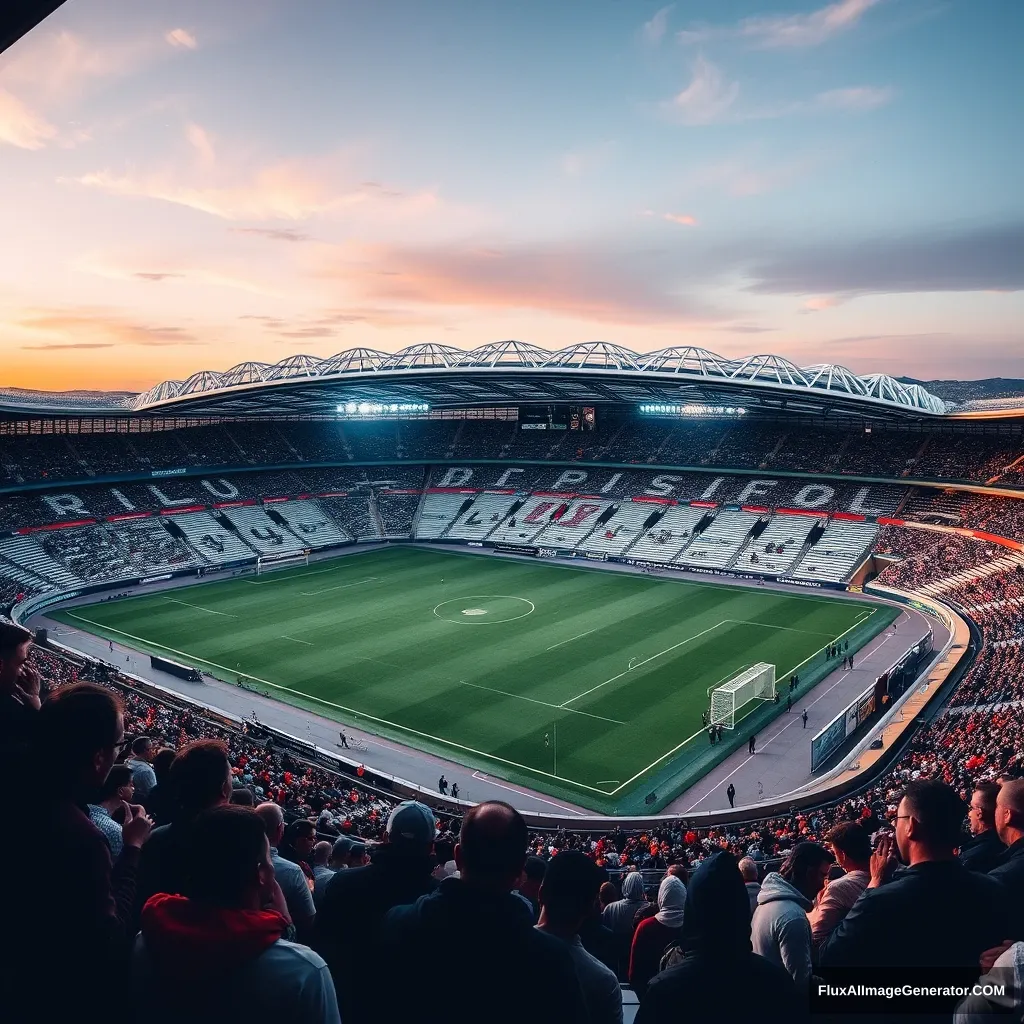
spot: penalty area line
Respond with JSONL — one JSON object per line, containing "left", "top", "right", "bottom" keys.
{"left": 280, "top": 635, "right": 314, "bottom": 646}
{"left": 545, "top": 627, "right": 600, "bottom": 652}
{"left": 458, "top": 680, "right": 625, "bottom": 725}
{"left": 161, "top": 597, "right": 236, "bottom": 617}
{"left": 301, "top": 577, "right": 380, "bottom": 596}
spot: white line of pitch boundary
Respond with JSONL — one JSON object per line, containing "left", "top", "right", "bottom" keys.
{"left": 458, "top": 680, "right": 625, "bottom": 725}
{"left": 559, "top": 620, "right": 732, "bottom": 709}
{"left": 280, "top": 635, "right": 314, "bottom": 646}
{"left": 545, "top": 627, "right": 600, "bottom": 651}
{"left": 161, "top": 597, "right": 236, "bottom": 617}
{"left": 301, "top": 577, "right": 380, "bottom": 596}
{"left": 61, "top": 611, "right": 614, "bottom": 796}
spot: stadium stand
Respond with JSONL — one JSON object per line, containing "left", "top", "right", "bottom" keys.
{"left": 581, "top": 503, "right": 653, "bottom": 556}
{"left": 788, "top": 521, "right": 879, "bottom": 583}
{"left": 676, "top": 509, "right": 761, "bottom": 569}
{"left": 445, "top": 492, "right": 521, "bottom": 541}
{"left": 627, "top": 506, "right": 707, "bottom": 563}
{"left": 167, "top": 511, "right": 258, "bottom": 564}
{"left": 733, "top": 515, "right": 822, "bottom": 575}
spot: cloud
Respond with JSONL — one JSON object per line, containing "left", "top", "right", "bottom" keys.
{"left": 0, "top": 89, "right": 57, "bottom": 150}
{"left": 662, "top": 55, "right": 739, "bottom": 125}
{"left": 134, "top": 272, "right": 184, "bottom": 282}
{"left": 186, "top": 122, "right": 216, "bottom": 167}
{"left": 21, "top": 342, "right": 115, "bottom": 350}
{"left": 641, "top": 5, "right": 674, "bottom": 45}
{"left": 65, "top": 159, "right": 439, "bottom": 222}
{"left": 800, "top": 295, "right": 844, "bottom": 312}
{"left": 232, "top": 227, "right": 312, "bottom": 243}
{"left": 14, "top": 309, "right": 201, "bottom": 347}
{"left": 679, "top": 0, "right": 881, "bottom": 49}
{"left": 560, "top": 140, "right": 617, "bottom": 177}
{"left": 663, "top": 212, "right": 697, "bottom": 226}
{"left": 745, "top": 223, "right": 1024, "bottom": 297}
{"left": 812, "top": 86, "right": 892, "bottom": 111}
{"left": 318, "top": 240, "right": 723, "bottom": 325}
{"left": 166, "top": 28, "right": 198, "bottom": 50}
{"left": 682, "top": 151, "right": 826, "bottom": 197}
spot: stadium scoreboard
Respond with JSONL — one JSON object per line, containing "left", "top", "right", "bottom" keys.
{"left": 519, "top": 405, "right": 595, "bottom": 431}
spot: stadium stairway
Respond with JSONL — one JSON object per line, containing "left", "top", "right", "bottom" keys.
{"left": 626, "top": 505, "right": 706, "bottom": 562}
{"left": 267, "top": 499, "right": 352, "bottom": 549}
{"left": 788, "top": 520, "right": 879, "bottom": 583}
{"left": 368, "top": 492, "right": 386, "bottom": 538}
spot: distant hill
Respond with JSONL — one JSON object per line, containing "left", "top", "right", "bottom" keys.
{"left": 899, "top": 377, "right": 1024, "bottom": 406}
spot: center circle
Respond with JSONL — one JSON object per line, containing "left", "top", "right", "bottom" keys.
{"left": 432, "top": 595, "right": 536, "bottom": 625}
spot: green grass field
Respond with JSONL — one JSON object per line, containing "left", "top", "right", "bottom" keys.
{"left": 54, "top": 546, "right": 896, "bottom": 813}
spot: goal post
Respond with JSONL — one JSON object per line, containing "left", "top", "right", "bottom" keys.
{"left": 256, "top": 549, "right": 310, "bottom": 575}
{"left": 709, "top": 662, "right": 776, "bottom": 729}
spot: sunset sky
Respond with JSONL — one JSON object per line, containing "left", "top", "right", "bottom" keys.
{"left": 1, "top": 0, "right": 1022, "bottom": 393}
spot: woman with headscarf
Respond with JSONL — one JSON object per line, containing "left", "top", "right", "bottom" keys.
{"left": 635, "top": 852, "right": 801, "bottom": 1022}
{"left": 628, "top": 875, "right": 686, "bottom": 999}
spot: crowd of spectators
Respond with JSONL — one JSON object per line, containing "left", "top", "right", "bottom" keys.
{"left": 4, "top": 419, "right": 1024, "bottom": 488}
{"left": 873, "top": 527, "right": 1005, "bottom": 589}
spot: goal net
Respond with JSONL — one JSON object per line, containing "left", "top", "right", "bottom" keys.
{"left": 256, "top": 549, "right": 310, "bottom": 575}
{"left": 709, "top": 662, "right": 776, "bottom": 729}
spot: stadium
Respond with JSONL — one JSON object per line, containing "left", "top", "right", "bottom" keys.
{"left": 5, "top": 3, "right": 1024, "bottom": 1021}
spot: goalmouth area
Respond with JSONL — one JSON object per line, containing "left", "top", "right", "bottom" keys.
{"left": 53, "top": 546, "right": 897, "bottom": 814}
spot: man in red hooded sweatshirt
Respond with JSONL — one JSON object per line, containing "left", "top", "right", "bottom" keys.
{"left": 134, "top": 804, "right": 341, "bottom": 1024}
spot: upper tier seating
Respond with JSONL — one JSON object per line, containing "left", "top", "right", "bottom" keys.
{"left": 789, "top": 521, "right": 879, "bottom": 582}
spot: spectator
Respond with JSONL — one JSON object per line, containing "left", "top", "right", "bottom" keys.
{"left": 599, "top": 880, "right": 618, "bottom": 911}
{"left": 629, "top": 875, "right": 687, "bottom": 999}
{"left": 960, "top": 781, "right": 1006, "bottom": 873}
{"left": 255, "top": 802, "right": 316, "bottom": 941}
{"left": 229, "top": 785, "right": 255, "bottom": 806}
{"left": 8, "top": 684, "right": 152, "bottom": 1017}
{"left": 136, "top": 739, "right": 233, "bottom": 918}
{"left": 310, "top": 840, "right": 334, "bottom": 901}
{"left": 752, "top": 841, "right": 832, "bottom": 989}
{"left": 0, "top": 621, "right": 39, "bottom": 773}
{"left": 145, "top": 746, "right": 178, "bottom": 824}
{"left": 280, "top": 818, "right": 317, "bottom": 886}
{"left": 516, "top": 853, "right": 547, "bottom": 921}
{"left": 316, "top": 800, "right": 439, "bottom": 1024}
{"left": 602, "top": 869, "right": 648, "bottom": 977}
{"left": 738, "top": 856, "right": 761, "bottom": 915}
{"left": 820, "top": 781, "right": 1011, "bottom": 970}
{"left": 636, "top": 853, "right": 802, "bottom": 1023}
{"left": 88, "top": 762, "right": 135, "bottom": 858}
{"left": 954, "top": 941, "right": 1024, "bottom": 1023}
{"left": 379, "top": 801, "right": 588, "bottom": 1024}
{"left": 537, "top": 852, "right": 623, "bottom": 1024}
{"left": 133, "top": 805, "right": 341, "bottom": 1024}
{"left": 990, "top": 780, "right": 1024, "bottom": 927}
{"left": 809, "top": 822, "right": 871, "bottom": 955}
{"left": 126, "top": 736, "right": 158, "bottom": 803}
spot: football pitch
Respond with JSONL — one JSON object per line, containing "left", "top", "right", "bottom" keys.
{"left": 54, "top": 546, "right": 896, "bottom": 813}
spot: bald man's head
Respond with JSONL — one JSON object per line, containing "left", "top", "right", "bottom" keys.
{"left": 995, "top": 780, "right": 1024, "bottom": 846}
{"left": 255, "top": 801, "right": 285, "bottom": 847}
{"left": 455, "top": 801, "right": 527, "bottom": 890}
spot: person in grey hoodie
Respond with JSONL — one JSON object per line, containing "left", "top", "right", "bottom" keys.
{"left": 737, "top": 857, "right": 760, "bottom": 916}
{"left": 602, "top": 871, "right": 649, "bottom": 978}
{"left": 751, "top": 842, "right": 832, "bottom": 991}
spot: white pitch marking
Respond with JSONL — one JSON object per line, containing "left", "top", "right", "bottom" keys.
{"left": 545, "top": 627, "right": 600, "bottom": 652}
{"left": 470, "top": 771, "right": 583, "bottom": 814}
{"left": 301, "top": 577, "right": 380, "bottom": 596}
{"left": 559, "top": 620, "right": 730, "bottom": 708}
{"left": 161, "top": 597, "right": 236, "bottom": 617}
{"left": 458, "top": 680, "right": 625, "bottom": 725}
{"left": 280, "top": 635, "right": 314, "bottom": 646}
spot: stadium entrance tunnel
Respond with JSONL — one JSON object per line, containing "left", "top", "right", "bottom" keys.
{"left": 432, "top": 595, "right": 536, "bottom": 624}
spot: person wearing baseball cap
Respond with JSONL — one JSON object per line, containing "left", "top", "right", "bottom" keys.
{"left": 315, "top": 802, "right": 439, "bottom": 1024}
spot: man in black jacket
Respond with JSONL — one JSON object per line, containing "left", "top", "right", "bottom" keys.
{"left": 990, "top": 780, "right": 1024, "bottom": 928}
{"left": 960, "top": 781, "right": 1005, "bottom": 872}
{"left": 819, "top": 781, "right": 1010, "bottom": 974}
{"left": 378, "top": 801, "right": 588, "bottom": 1024}
{"left": 636, "top": 852, "right": 801, "bottom": 1023}
{"left": 316, "top": 801, "right": 439, "bottom": 1024}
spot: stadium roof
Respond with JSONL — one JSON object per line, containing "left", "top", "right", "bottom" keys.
{"left": 1, "top": 0, "right": 67, "bottom": 56}
{"left": 0, "top": 342, "right": 952, "bottom": 420}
